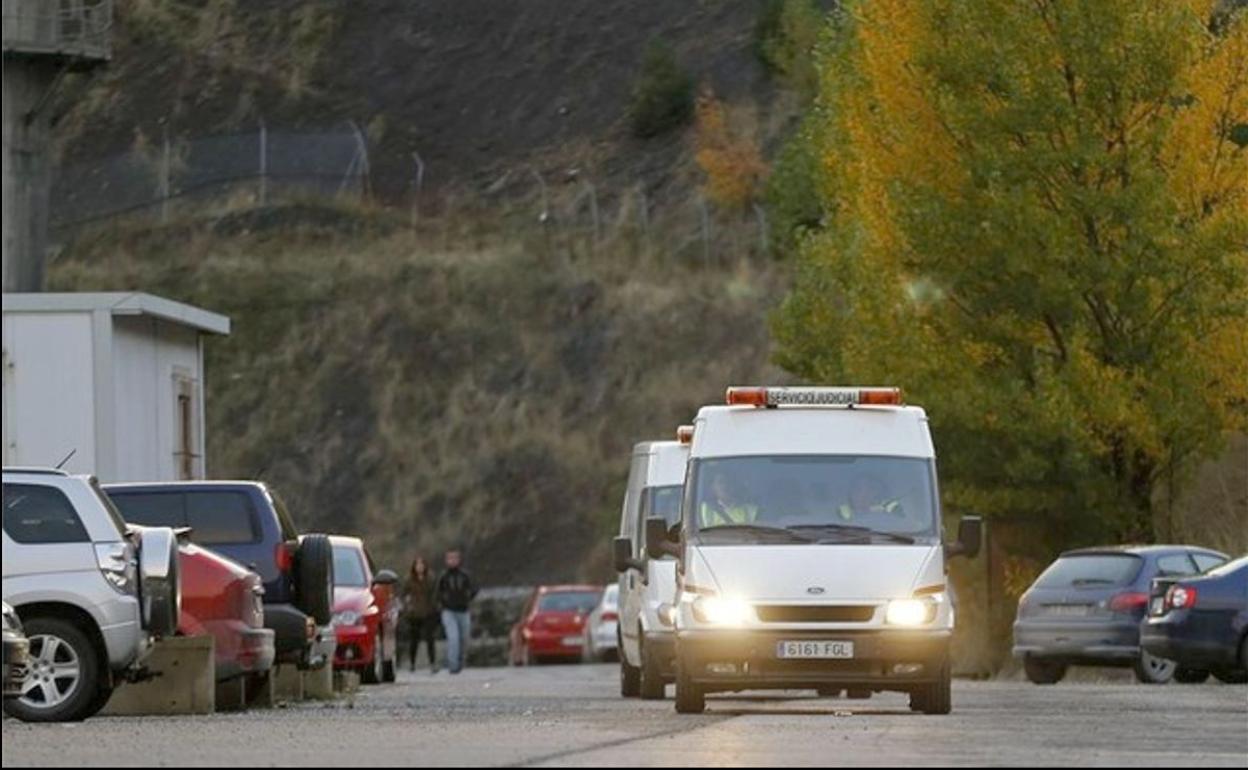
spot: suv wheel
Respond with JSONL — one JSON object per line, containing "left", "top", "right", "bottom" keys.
{"left": 1173, "top": 667, "right": 1210, "bottom": 684}
{"left": 1133, "top": 650, "right": 1176, "bottom": 684}
{"left": 3, "top": 618, "right": 107, "bottom": 722}
{"left": 1023, "top": 656, "right": 1066, "bottom": 685}
{"left": 295, "top": 535, "right": 334, "bottom": 625}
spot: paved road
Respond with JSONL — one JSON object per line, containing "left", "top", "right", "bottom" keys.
{"left": 3, "top": 665, "right": 1246, "bottom": 766}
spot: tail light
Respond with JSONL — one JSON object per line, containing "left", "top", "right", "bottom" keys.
{"left": 275, "top": 541, "right": 297, "bottom": 574}
{"left": 1107, "top": 592, "right": 1149, "bottom": 613}
{"left": 601, "top": 611, "right": 618, "bottom": 622}
{"left": 1166, "top": 585, "right": 1197, "bottom": 610}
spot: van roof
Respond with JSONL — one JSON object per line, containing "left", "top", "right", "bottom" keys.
{"left": 691, "top": 405, "right": 933, "bottom": 459}
{"left": 633, "top": 440, "right": 690, "bottom": 487}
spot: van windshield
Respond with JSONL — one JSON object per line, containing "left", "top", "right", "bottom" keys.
{"left": 686, "top": 455, "right": 939, "bottom": 545}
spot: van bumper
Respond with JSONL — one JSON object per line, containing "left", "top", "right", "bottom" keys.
{"left": 676, "top": 628, "right": 950, "bottom": 691}
{"left": 644, "top": 630, "right": 677, "bottom": 680}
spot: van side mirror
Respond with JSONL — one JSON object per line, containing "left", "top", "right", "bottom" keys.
{"left": 645, "top": 517, "right": 681, "bottom": 561}
{"left": 612, "top": 536, "right": 645, "bottom": 573}
{"left": 945, "top": 516, "right": 982, "bottom": 560}
{"left": 373, "top": 569, "right": 399, "bottom": 586}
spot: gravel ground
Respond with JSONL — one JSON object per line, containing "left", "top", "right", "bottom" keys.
{"left": 3, "top": 664, "right": 1246, "bottom": 767}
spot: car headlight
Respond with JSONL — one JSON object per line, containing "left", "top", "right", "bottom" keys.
{"left": 692, "top": 596, "right": 754, "bottom": 626}
{"left": 332, "top": 610, "right": 361, "bottom": 627}
{"left": 885, "top": 596, "right": 940, "bottom": 626}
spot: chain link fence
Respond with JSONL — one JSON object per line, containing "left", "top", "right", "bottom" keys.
{"left": 50, "top": 122, "right": 369, "bottom": 235}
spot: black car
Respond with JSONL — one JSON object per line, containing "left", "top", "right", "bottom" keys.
{"left": 105, "top": 481, "right": 337, "bottom": 673}
{"left": 1142, "top": 555, "right": 1248, "bottom": 684}
{"left": 1013, "top": 545, "right": 1228, "bottom": 684}
{"left": 2, "top": 601, "right": 30, "bottom": 700}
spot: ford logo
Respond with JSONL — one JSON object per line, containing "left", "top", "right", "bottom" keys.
{"left": 807, "top": 586, "right": 826, "bottom": 595}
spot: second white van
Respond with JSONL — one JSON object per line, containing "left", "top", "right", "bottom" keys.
{"left": 613, "top": 438, "right": 690, "bottom": 699}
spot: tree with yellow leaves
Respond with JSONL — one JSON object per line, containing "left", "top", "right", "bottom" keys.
{"left": 694, "top": 90, "right": 768, "bottom": 211}
{"left": 774, "top": 0, "right": 1248, "bottom": 548}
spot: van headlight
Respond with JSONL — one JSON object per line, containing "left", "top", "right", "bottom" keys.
{"left": 885, "top": 596, "right": 940, "bottom": 626}
{"left": 692, "top": 597, "right": 753, "bottom": 626}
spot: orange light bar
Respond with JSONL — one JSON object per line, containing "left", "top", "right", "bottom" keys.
{"left": 676, "top": 425, "right": 695, "bottom": 444}
{"left": 725, "top": 387, "right": 769, "bottom": 406}
{"left": 725, "top": 386, "right": 903, "bottom": 407}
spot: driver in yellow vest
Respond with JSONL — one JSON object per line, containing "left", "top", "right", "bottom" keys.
{"left": 699, "top": 470, "right": 758, "bottom": 527}
{"left": 838, "top": 473, "right": 900, "bottom": 521}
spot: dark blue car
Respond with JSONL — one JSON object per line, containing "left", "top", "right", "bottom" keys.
{"left": 1013, "top": 545, "right": 1228, "bottom": 684}
{"left": 1142, "top": 555, "right": 1248, "bottom": 684}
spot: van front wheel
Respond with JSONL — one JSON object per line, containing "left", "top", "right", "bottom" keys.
{"left": 909, "top": 660, "right": 951, "bottom": 715}
{"left": 674, "top": 663, "right": 705, "bottom": 714}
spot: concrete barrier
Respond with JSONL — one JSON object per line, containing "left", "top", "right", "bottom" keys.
{"left": 302, "top": 663, "right": 335, "bottom": 700}
{"left": 334, "top": 670, "right": 360, "bottom": 695}
{"left": 102, "top": 636, "right": 215, "bottom": 716}
{"left": 271, "top": 664, "right": 304, "bottom": 702}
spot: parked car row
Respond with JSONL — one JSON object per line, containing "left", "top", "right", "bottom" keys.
{"left": 1012, "top": 545, "right": 1243, "bottom": 684}
{"left": 2, "top": 468, "right": 406, "bottom": 722}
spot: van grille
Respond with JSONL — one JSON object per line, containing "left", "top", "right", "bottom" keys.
{"left": 755, "top": 605, "right": 875, "bottom": 623}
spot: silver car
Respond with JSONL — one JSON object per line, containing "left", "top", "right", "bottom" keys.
{"left": 2, "top": 468, "right": 180, "bottom": 721}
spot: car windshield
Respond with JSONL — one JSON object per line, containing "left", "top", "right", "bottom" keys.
{"left": 1033, "top": 554, "right": 1143, "bottom": 589}
{"left": 686, "top": 455, "right": 939, "bottom": 544}
{"left": 601, "top": 584, "right": 619, "bottom": 611}
{"left": 537, "top": 591, "right": 601, "bottom": 613}
{"left": 333, "top": 546, "right": 369, "bottom": 587}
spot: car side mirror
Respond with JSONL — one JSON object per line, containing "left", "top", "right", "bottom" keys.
{"left": 645, "top": 517, "right": 681, "bottom": 561}
{"left": 945, "top": 516, "right": 982, "bottom": 560}
{"left": 612, "top": 537, "right": 645, "bottom": 573}
{"left": 373, "top": 569, "right": 399, "bottom": 586}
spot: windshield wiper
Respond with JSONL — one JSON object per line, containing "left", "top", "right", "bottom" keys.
{"left": 785, "top": 523, "right": 917, "bottom": 544}
{"left": 698, "top": 524, "right": 815, "bottom": 543}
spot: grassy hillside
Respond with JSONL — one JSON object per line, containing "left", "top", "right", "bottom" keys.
{"left": 50, "top": 203, "right": 787, "bottom": 583}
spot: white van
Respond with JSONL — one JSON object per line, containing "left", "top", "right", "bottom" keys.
{"left": 612, "top": 438, "right": 690, "bottom": 699}
{"left": 645, "top": 387, "right": 980, "bottom": 714}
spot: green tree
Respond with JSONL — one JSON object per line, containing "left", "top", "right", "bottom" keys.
{"left": 629, "top": 41, "right": 694, "bottom": 139}
{"left": 774, "top": 0, "right": 1248, "bottom": 549}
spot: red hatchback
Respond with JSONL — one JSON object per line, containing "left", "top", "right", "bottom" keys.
{"left": 177, "top": 541, "right": 275, "bottom": 686}
{"left": 330, "top": 537, "right": 400, "bottom": 684}
{"left": 509, "top": 586, "right": 604, "bottom": 665}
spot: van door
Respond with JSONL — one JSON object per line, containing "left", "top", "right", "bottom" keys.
{"left": 619, "top": 450, "right": 649, "bottom": 667}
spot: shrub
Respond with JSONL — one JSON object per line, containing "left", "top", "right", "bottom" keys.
{"left": 628, "top": 41, "right": 694, "bottom": 139}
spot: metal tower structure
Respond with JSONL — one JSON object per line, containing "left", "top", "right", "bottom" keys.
{"left": 2, "top": 0, "right": 111, "bottom": 291}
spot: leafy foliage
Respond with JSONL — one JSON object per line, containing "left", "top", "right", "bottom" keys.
{"left": 694, "top": 91, "right": 768, "bottom": 210}
{"left": 628, "top": 41, "right": 695, "bottom": 139}
{"left": 775, "top": 0, "right": 1248, "bottom": 550}
{"left": 754, "top": 0, "right": 824, "bottom": 101}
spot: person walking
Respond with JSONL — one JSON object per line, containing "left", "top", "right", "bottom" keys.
{"left": 403, "top": 556, "right": 440, "bottom": 673}
{"left": 436, "top": 548, "right": 478, "bottom": 675}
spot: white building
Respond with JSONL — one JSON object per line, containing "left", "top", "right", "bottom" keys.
{"left": 2, "top": 292, "right": 230, "bottom": 481}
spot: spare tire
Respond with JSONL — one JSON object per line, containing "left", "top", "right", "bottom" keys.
{"left": 295, "top": 534, "right": 334, "bottom": 625}
{"left": 137, "top": 527, "right": 181, "bottom": 638}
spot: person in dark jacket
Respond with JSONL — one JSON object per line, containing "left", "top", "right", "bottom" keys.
{"left": 403, "top": 556, "right": 439, "bottom": 673}
{"left": 436, "top": 548, "right": 478, "bottom": 674}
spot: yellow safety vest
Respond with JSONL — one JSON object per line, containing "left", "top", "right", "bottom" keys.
{"left": 700, "top": 502, "right": 758, "bottom": 527}
{"left": 837, "top": 500, "right": 901, "bottom": 521}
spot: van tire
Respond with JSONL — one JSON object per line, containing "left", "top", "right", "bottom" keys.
{"left": 295, "top": 535, "right": 334, "bottom": 625}
{"left": 639, "top": 641, "right": 665, "bottom": 700}
{"left": 1023, "top": 656, "right": 1066, "bottom": 685}
{"left": 674, "top": 662, "right": 705, "bottom": 714}
{"left": 3, "top": 617, "right": 107, "bottom": 723}
{"left": 909, "top": 659, "right": 951, "bottom": 715}
{"left": 620, "top": 658, "right": 641, "bottom": 697}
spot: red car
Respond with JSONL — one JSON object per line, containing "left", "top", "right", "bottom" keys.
{"left": 330, "top": 536, "right": 400, "bottom": 683}
{"left": 509, "top": 585, "right": 604, "bottom": 665}
{"left": 177, "top": 541, "right": 275, "bottom": 685}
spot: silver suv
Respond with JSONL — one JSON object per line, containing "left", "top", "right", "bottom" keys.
{"left": 1, "top": 468, "right": 181, "bottom": 721}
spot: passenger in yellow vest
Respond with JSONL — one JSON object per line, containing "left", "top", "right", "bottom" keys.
{"left": 838, "top": 474, "right": 901, "bottom": 521}
{"left": 699, "top": 470, "right": 759, "bottom": 527}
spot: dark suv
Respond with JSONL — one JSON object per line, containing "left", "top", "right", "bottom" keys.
{"left": 104, "top": 481, "right": 336, "bottom": 672}
{"left": 1013, "top": 545, "right": 1228, "bottom": 684}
